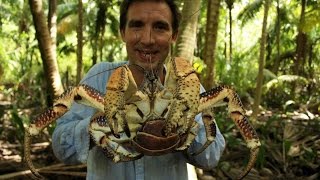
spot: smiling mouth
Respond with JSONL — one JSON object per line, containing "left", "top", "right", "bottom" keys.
{"left": 137, "top": 50, "right": 157, "bottom": 61}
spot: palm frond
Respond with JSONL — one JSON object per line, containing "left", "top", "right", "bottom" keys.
{"left": 237, "top": 0, "right": 263, "bottom": 27}
{"left": 57, "top": 3, "right": 78, "bottom": 22}
{"left": 303, "top": 6, "right": 320, "bottom": 33}
{"left": 263, "top": 69, "right": 277, "bottom": 80}
{"left": 263, "top": 75, "right": 308, "bottom": 93}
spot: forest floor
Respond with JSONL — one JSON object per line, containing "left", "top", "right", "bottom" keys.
{"left": 0, "top": 105, "right": 319, "bottom": 180}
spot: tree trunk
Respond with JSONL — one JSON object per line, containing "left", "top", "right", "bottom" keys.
{"left": 48, "top": 0, "right": 57, "bottom": 62}
{"left": 174, "top": 0, "right": 201, "bottom": 63}
{"left": 202, "top": 0, "right": 221, "bottom": 90}
{"left": 226, "top": 0, "right": 234, "bottom": 63}
{"left": 76, "top": 0, "right": 84, "bottom": 83}
{"left": 252, "top": 0, "right": 271, "bottom": 119}
{"left": 272, "top": 0, "right": 281, "bottom": 75}
{"left": 29, "top": 0, "right": 64, "bottom": 106}
{"left": 92, "top": 1, "right": 108, "bottom": 66}
{"left": 294, "top": 0, "right": 307, "bottom": 76}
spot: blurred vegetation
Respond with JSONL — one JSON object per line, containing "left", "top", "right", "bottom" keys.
{"left": 0, "top": 0, "right": 319, "bottom": 179}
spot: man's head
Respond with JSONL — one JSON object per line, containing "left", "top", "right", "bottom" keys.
{"left": 120, "top": 0, "right": 181, "bottom": 35}
{"left": 119, "top": 0, "right": 181, "bottom": 71}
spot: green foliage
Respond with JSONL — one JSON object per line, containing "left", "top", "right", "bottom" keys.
{"left": 57, "top": 2, "right": 78, "bottom": 22}
{"left": 237, "top": 0, "right": 263, "bottom": 27}
{"left": 10, "top": 108, "right": 27, "bottom": 144}
{"left": 216, "top": 49, "right": 259, "bottom": 96}
{"left": 263, "top": 74, "right": 308, "bottom": 92}
{"left": 262, "top": 73, "right": 309, "bottom": 109}
{"left": 303, "top": 1, "right": 320, "bottom": 33}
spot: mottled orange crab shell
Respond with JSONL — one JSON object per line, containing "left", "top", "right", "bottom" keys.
{"left": 131, "top": 120, "right": 182, "bottom": 156}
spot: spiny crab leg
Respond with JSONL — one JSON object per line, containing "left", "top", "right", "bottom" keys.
{"left": 24, "top": 84, "right": 104, "bottom": 178}
{"left": 198, "top": 85, "right": 261, "bottom": 180}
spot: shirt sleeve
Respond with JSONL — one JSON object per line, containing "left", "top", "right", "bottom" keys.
{"left": 185, "top": 85, "right": 226, "bottom": 169}
{"left": 52, "top": 62, "right": 126, "bottom": 164}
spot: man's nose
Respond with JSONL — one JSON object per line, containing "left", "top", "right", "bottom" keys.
{"left": 140, "top": 27, "right": 155, "bottom": 45}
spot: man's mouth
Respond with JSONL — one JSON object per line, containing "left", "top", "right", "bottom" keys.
{"left": 137, "top": 50, "right": 157, "bottom": 61}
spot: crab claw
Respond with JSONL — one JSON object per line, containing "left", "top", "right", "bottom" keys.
{"left": 107, "top": 111, "right": 130, "bottom": 139}
{"left": 24, "top": 130, "right": 46, "bottom": 180}
{"left": 231, "top": 112, "right": 260, "bottom": 179}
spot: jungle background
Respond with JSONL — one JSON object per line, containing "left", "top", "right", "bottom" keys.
{"left": 0, "top": 0, "right": 319, "bottom": 179}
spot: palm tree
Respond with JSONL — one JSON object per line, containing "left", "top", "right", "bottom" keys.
{"left": 174, "top": 0, "right": 201, "bottom": 62}
{"left": 76, "top": 0, "right": 84, "bottom": 83}
{"left": 225, "top": 0, "right": 235, "bottom": 62}
{"left": 294, "top": 0, "right": 308, "bottom": 76}
{"left": 29, "top": 0, "right": 64, "bottom": 105}
{"left": 91, "top": 0, "right": 110, "bottom": 65}
{"left": 272, "top": 0, "right": 281, "bottom": 75}
{"left": 202, "top": 0, "right": 222, "bottom": 89}
{"left": 252, "top": 0, "right": 271, "bottom": 119}
{"left": 48, "top": 0, "right": 57, "bottom": 64}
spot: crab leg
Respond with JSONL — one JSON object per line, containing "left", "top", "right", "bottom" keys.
{"left": 198, "top": 85, "right": 261, "bottom": 180}
{"left": 24, "top": 84, "right": 104, "bottom": 178}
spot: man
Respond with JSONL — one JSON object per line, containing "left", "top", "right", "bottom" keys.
{"left": 52, "top": 0, "right": 225, "bottom": 179}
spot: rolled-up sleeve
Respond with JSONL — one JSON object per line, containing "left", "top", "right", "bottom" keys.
{"left": 52, "top": 104, "right": 94, "bottom": 164}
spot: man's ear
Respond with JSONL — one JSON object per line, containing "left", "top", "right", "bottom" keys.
{"left": 172, "top": 31, "right": 178, "bottom": 42}
{"left": 120, "top": 29, "right": 126, "bottom": 42}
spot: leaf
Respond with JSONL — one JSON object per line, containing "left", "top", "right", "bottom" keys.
{"left": 237, "top": 0, "right": 263, "bottom": 27}
{"left": 11, "top": 109, "right": 25, "bottom": 134}
{"left": 263, "top": 74, "right": 308, "bottom": 93}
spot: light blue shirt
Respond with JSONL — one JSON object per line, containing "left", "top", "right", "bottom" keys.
{"left": 52, "top": 61, "right": 225, "bottom": 180}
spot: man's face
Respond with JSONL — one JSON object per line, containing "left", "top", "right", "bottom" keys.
{"left": 121, "top": 1, "right": 177, "bottom": 71}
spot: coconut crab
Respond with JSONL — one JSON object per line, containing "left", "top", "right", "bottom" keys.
{"left": 24, "top": 57, "right": 260, "bottom": 180}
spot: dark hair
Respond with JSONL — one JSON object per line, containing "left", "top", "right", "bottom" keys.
{"left": 120, "top": 0, "right": 181, "bottom": 34}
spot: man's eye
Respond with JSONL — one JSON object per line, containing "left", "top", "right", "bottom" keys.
{"left": 128, "top": 21, "right": 143, "bottom": 28}
{"left": 132, "top": 24, "right": 143, "bottom": 28}
{"left": 155, "top": 25, "right": 166, "bottom": 30}
{"left": 154, "top": 23, "right": 169, "bottom": 31}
